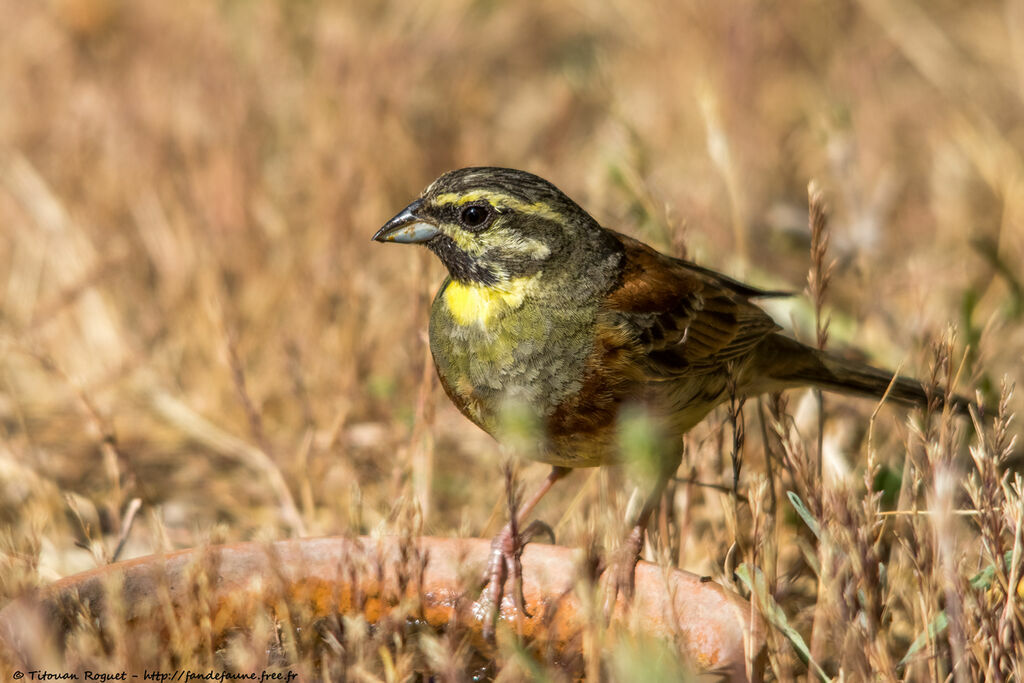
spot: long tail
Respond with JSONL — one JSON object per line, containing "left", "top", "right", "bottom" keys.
{"left": 752, "top": 333, "right": 973, "bottom": 415}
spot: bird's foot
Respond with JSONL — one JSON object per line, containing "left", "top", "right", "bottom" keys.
{"left": 602, "top": 524, "right": 645, "bottom": 617}
{"left": 480, "top": 518, "right": 554, "bottom": 641}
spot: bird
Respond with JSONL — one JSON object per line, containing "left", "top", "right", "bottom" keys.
{"left": 373, "top": 166, "right": 969, "bottom": 635}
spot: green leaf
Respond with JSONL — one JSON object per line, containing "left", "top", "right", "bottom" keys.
{"left": 787, "top": 491, "right": 821, "bottom": 539}
{"left": 736, "top": 564, "right": 831, "bottom": 682}
{"left": 871, "top": 466, "right": 902, "bottom": 509}
{"left": 899, "top": 550, "right": 1014, "bottom": 668}
{"left": 899, "top": 611, "right": 949, "bottom": 668}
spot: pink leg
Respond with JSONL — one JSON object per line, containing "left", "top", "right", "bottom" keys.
{"left": 481, "top": 466, "right": 570, "bottom": 640}
{"left": 604, "top": 471, "right": 671, "bottom": 615}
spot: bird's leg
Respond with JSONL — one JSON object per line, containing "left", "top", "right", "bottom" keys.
{"left": 603, "top": 470, "right": 672, "bottom": 616}
{"left": 482, "top": 465, "right": 570, "bottom": 640}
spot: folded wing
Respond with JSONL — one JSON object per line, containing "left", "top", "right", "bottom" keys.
{"left": 601, "top": 231, "right": 786, "bottom": 378}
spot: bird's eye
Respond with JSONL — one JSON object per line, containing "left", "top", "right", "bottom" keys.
{"left": 459, "top": 204, "right": 491, "bottom": 229}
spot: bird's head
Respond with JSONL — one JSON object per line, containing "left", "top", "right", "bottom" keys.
{"left": 373, "top": 167, "right": 620, "bottom": 290}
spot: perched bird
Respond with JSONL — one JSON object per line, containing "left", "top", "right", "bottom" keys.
{"left": 373, "top": 167, "right": 967, "bottom": 633}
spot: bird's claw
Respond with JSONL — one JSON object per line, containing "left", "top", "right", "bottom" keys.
{"left": 520, "top": 519, "right": 555, "bottom": 545}
{"left": 602, "top": 524, "right": 645, "bottom": 617}
{"left": 480, "top": 519, "right": 553, "bottom": 641}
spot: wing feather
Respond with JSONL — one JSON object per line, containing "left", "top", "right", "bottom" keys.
{"left": 601, "top": 231, "right": 783, "bottom": 378}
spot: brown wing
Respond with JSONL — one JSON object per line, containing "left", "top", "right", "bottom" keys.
{"left": 601, "top": 231, "right": 785, "bottom": 378}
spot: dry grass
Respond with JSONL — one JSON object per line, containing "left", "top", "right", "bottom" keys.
{"left": 1, "top": 0, "right": 1023, "bottom": 679}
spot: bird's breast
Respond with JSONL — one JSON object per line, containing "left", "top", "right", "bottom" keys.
{"left": 440, "top": 274, "right": 541, "bottom": 328}
{"left": 429, "top": 278, "right": 598, "bottom": 452}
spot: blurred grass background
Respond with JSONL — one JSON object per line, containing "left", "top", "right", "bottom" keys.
{"left": 2, "top": 0, "right": 1024, "bottom": 677}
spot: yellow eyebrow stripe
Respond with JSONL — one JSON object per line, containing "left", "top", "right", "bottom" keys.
{"left": 433, "top": 190, "right": 501, "bottom": 206}
{"left": 433, "top": 191, "right": 566, "bottom": 225}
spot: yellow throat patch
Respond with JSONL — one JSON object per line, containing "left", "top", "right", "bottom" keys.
{"left": 443, "top": 275, "right": 540, "bottom": 327}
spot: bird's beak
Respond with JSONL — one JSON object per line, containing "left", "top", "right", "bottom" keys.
{"left": 372, "top": 199, "right": 439, "bottom": 244}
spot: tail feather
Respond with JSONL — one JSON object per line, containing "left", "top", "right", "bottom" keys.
{"left": 753, "top": 333, "right": 973, "bottom": 415}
